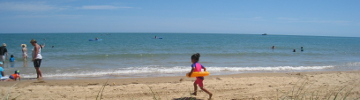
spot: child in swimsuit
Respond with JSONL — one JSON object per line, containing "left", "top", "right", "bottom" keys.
{"left": 7, "top": 70, "right": 20, "bottom": 81}
{"left": 188, "top": 53, "right": 212, "bottom": 99}
{"left": 9, "top": 55, "right": 15, "bottom": 67}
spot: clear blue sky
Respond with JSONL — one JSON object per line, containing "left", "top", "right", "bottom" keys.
{"left": 0, "top": 0, "right": 359, "bottom": 37}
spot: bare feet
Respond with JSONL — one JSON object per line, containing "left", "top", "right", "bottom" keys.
{"left": 208, "top": 93, "right": 213, "bottom": 100}
{"left": 191, "top": 92, "right": 197, "bottom": 96}
{"left": 37, "top": 77, "right": 43, "bottom": 80}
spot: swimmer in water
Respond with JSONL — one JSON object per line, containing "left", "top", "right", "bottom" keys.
{"left": 301, "top": 47, "right": 304, "bottom": 52}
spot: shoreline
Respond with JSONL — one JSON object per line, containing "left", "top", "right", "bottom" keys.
{"left": 1, "top": 70, "right": 359, "bottom": 99}
{"left": 16, "top": 69, "right": 352, "bottom": 80}
{"left": 16, "top": 68, "right": 348, "bottom": 80}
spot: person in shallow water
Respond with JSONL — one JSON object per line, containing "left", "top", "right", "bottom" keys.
{"left": 9, "top": 55, "right": 15, "bottom": 67}
{"left": 301, "top": 47, "right": 304, "bottom": 52}
{"left": 21, "top": 44, "right": 28, "bottom": 61}
{"left": 6, "top": 70, "right": 21, "bottom": 81}
{"left": 0, "top": 43, "right": 8, "bottom": 67}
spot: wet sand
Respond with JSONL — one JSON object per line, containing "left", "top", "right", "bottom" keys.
{"left": 0, "top": 71, "right": 359, "bottom": 100}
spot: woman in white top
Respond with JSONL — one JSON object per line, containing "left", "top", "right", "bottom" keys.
{"left": 21, "top": 44, "right": 28, "bottom": 60}
{"left": 21, "top": 44, "right": 28, "bottom": 67}
{"left": 30, "top": 39, "right": 43, "bottom": 79}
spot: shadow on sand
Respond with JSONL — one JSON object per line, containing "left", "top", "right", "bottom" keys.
{"left": 172, "top": 97, "right": 202, "bottom": 100}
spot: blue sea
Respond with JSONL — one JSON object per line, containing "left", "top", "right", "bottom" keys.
{"left": 0, "top": 33, "right": 359, "bottom": 79}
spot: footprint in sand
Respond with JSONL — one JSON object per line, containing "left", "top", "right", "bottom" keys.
{"left": 33, "top": 80, "right": 46, "bottom": 83}
{"left": 87, "top": 83, "right": 99, "bottom": 85}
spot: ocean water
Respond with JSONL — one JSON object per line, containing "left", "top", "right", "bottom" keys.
{"left": 0, "top": 33, "right": 359, "bottom": 79}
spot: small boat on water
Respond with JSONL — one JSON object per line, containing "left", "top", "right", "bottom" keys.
{"left": 89, "top": 38, "right": 102, "bottom": 41}
{"left": 153, "top": 36, "right": 163, "bottom": 39}
{"left": 262, "top": 33, "right": 267, "bottom": 35}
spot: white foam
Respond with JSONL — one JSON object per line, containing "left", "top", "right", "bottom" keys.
{"left": 207, "top": 66, "right": 334, "bottom": 72}
{"left": 21, "top": 65, "right": 334, "bottom": 78}
{"left": 345, "top": 62, "right": 360, "bottom": 66}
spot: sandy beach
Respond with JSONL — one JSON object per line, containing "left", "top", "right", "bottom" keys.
{"left": 0, "top": 71, "right": 359, "bottom": 100}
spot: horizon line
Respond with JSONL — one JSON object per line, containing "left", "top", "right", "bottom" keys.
{"left": 0, "top": 32, "right": 358, "bottom": 38}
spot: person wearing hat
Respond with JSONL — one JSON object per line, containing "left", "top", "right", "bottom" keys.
{"left": 6, "top": 70, "right": 20, "bottom": 81}
{"left": 0, "top": 43, "right": 8, "bottom": 65}
{"left": 30, "top": 39, "right": 43, "bottom": 79}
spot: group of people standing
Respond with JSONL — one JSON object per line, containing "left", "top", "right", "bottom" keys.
{"left": 0, "top": 39, "right": 43, "bottom": 80}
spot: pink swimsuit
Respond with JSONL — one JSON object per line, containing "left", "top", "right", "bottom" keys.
{"left": 192, "top": 62, "right": 204, "bottom": 87}
{"left": 194, "top": 63, "right": 202, "bottom": 72}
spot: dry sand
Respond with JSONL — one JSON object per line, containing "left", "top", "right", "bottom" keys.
{"left": 1, "top": 71, "right": 360, "bottom": 100}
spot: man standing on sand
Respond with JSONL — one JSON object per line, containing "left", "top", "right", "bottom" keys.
{"left": 0, "top": 43, "right": 8, "bottom": 65}
{"left": 30, "top": 39, "right": 43, "bottom": 79}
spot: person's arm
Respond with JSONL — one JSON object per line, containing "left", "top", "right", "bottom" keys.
{"left": 5, "top": 48, "right": 8, "bottom": 59}
{"left": 201, "top": 65, "right": 206, "bottom": 72}
{"left": 42, "top": 43, "right": 45, "bottom": 48}
{"left": 188, "top": 67, "right": 195, "bottom": 77}
{"left": 1, "top": 71, "right": 4, "bottom": 77}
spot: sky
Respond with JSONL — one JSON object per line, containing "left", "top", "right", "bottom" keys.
{"left": 0, "top": 0, "right": 359, "bottom": 37}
